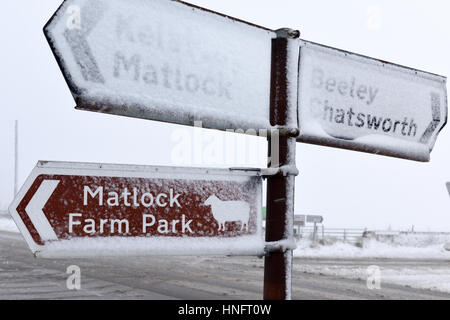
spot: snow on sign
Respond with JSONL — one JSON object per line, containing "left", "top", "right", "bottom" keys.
{"left": 297, "top": 40, "right": 448, "bottom": 162}
{"left": 9, "top": 161, "right": 263, "bottom": 258}
{"left": 44, "top": 0, "right": 275, "bottom": 131}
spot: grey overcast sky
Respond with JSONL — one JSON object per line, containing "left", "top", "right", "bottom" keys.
{"left": 1, "top": 0, "right": 450, "bottom": 231}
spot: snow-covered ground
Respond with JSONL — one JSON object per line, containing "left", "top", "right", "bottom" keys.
{"left": 294, "top": 262, "right": 450, "bottom": 294}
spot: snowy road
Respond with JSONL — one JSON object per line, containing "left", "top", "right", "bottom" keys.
{"left": 1, "top": 230, "right": 450, "bottom": 300}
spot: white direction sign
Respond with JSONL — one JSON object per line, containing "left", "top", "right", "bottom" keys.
{"left": 45, "top": 0, "right": 276, "bottom": 131}
{"left": 297, "top": 40, "right": 447, "bottom": 162}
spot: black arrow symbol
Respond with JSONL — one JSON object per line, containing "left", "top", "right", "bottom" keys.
{"left": 63, "top": 1, "right": 107, "bottom": 84}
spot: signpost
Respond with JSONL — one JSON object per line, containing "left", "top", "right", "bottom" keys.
{"left": 44, "top": 0, "right": 276, "bottom": 132}
{"left": 9, "top": 161, "right": 263, "bottom": 258}
{"left": 297, "top": 40, "right": 447, "bottom": 162}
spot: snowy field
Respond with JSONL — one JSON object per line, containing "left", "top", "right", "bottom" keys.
{"left": 294, "top": 261, "right": 450, "bottom": 295}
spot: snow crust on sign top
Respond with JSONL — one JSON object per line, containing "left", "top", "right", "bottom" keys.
{"left": 46, "top": 0, "right": 275, "bottom": 131}
{"left": 297, "top": 40, "right": 447, "bottom": 161}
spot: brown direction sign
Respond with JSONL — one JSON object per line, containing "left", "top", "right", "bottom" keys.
{"left": 44, "top": 0, "right": 277, "bottom": 132}
{"left": 9, "top": 162, "right": 263, "bottom": 258}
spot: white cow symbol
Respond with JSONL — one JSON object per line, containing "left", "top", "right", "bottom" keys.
{"left": 204, "top": 195, "right": 250, "bottom": 232}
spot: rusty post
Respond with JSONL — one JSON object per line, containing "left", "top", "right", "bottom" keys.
{"left": 264, "top": 29, "right": 300, "bottom": 300}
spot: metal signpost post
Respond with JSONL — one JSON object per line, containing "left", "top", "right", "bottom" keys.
{"left": 44, "top": 0, "right": 276, "bottom": 133}
{"left": 8, "top": 0, "right": 447, "bottom": 301}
